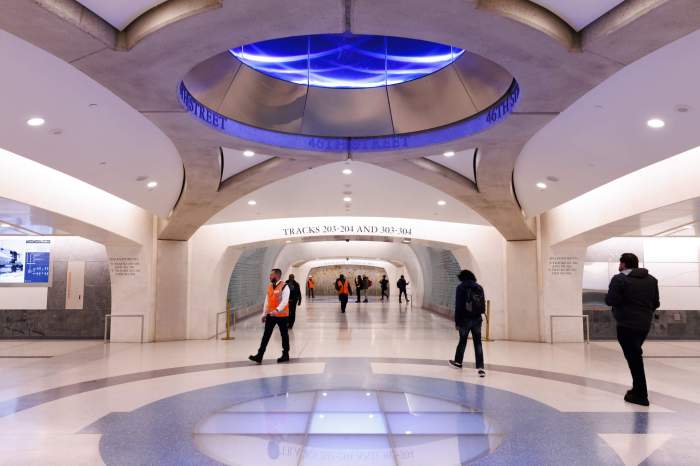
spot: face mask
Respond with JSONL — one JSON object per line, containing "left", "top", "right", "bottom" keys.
{"left": 270, "top": 277, "right": 278, "bottom": 284}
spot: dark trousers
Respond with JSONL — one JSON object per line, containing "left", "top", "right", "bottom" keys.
{"left": 339, "top": 294, "right": 349, "bottom": 312}
{"left": 398, "top": 289, "right": 408, "bottom": 302}
{"left": 288, "top": 302, "right": 298, "bottom": 328}
{"left": 381, "top": 288, "right": 389, "bottom": 300}
{"left": 617, "top": 326, "right": 649, "bottom": 397}
{"left": 256, "top": 316, "right": 289, "bottom": 357}
{"left": 454, "top": 319, "right": 484, "bottom": 369}
{"left": 356, "top": 287, "right": 362, "bottom": 302}
{"left": 307, "top": 288, "right": 314, "bottom": 299}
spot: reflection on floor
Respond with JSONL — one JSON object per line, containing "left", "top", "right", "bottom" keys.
{"left": 0, "top": 301, "right": 698, "bottom": 465}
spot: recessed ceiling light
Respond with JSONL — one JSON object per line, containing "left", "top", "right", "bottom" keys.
{"left": 146, "top": 181, "right": 158, "bottom": 189}
{"left": 247, "top": 200, "right": 257, "bottom": 206}
{"left": 443, "top": 151, "right": 455, "bottom": 157}
{"left": 437, "top": 200, "right": 446, "bottom": 206}
{"left": 646, "top": 118, "right": 665, "bottom": 129}
{"left": 26, "top": 117, "right": 45, "bottom": 127}
{"left": 0, "top": 223, "right": 9, "bottom": 228}
{"left": 343, "top": 196, "right": 352, "bottom": 202}
{"left": 243, "top": 150, "right": 255, "bottom": 157}
{"left": 536, "top": 182, "right": 547, "bottom": 190}
{"left": 342, "top": 168, "right": 353, "bottom": 175}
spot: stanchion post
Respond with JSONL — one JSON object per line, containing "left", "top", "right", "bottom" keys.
{"left": 222, "top": 299, "right": 234, "bottom": 340}
{"left": 485, "top": 300, "right": 491, "bottom": 341}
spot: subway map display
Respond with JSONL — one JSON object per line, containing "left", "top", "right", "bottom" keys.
{"left": 0, "top": 238, "right": 51, "bottom": 285}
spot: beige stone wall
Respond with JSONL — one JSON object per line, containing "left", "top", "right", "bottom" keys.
{"left": 307, "top": 265, "right": 388, "bottom": 297}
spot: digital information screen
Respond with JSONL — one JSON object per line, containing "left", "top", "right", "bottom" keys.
{"left": 0, "top": 238, "right": 51, "bottom": 285}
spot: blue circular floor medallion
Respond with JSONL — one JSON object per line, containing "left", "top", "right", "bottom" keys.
{"left": 230, "top": 34, "right": 464, "bottom": 89}
{"left": 194, "top": 389, "right": 502, "bottom": 465}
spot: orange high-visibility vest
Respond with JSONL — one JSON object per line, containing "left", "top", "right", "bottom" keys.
{"left": 307, "top": 278, "right": 315, "bottom": 289}
{"left": 337, "top": 279, "right": 349, "bottom": 295}
{"left": 266, "top": 281, "right": 289, "bottom": 317}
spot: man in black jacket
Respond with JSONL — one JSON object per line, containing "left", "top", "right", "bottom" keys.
{"left": 449, "top": 270, "right": 486, "bottom": 377}
{"left": 605, "top": 253, "right": 660, "bottom": 406}
{"left": 286, "top": 274, "right": 302, "bottom": 329}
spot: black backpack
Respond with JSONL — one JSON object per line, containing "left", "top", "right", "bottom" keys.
{"left": 465, "top": 285, "right": 486, "bottom": 314}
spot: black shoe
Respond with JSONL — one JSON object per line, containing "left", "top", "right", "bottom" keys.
{"left": 277, "top": 353, "right": 290, "bottom": 363}
{"left": 448, "top": 360, "right": 462, "bottom": 369}
{"left": 363, "top": 300, "right": 368, "bottom": 303}
{"left": 478, "top": 369, "right": 486, "bottom": 378}
{"left": 248, "top": 354, "right": 262, "bottom": 364}
{"left": 624, "top": 391, "right": 649, "bottom": 406}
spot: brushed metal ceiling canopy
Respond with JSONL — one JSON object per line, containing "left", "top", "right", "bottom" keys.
{"left": 180, "top": 48, "right": 518, "bottom": 150}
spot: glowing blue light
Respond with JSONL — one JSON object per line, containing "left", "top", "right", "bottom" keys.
{"left": 230, "top": 34, "right": 464, "bottom": 89}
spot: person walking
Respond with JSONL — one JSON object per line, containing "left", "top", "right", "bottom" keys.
{"left": 449, "top": 270, "right": 486, "bottom": 377}
{"left": 362, "top": 275, "right": 370, "bottom": 303}
{"left": 397, "top": 275, "right": 409, "bottom": 303}
{"left": 605, "top": 253, "right": 660, "bottom": 406}
{"left": 249, "top": 268, "right": 291, "bottom": 364}
{"left": 336, "top": 274, "right": 352, "bottom": 313}
{"left": 306, "top": 276, "right": 315, "bottom": 299}
{"left": 286, "top": 274, "right": 302, "bottom": 329}
{"left": 355, "top": 274, "right": 363, "bottom": 303}
{"left": 380, "top": 275, "right": 389, "bottom": 301}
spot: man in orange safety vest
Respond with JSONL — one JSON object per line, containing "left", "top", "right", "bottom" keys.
{"left": 249, "top": 268, "right": 290, "bottom": 364}
{"left": 335, "top": 274, "right": 352, "bottom": 313}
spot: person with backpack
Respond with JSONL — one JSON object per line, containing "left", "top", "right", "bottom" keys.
{"left": 362, "top": 275, "right": 371, "bottom": 303}
{"left": 397, "top": 275, "right": 409, "bottom": 303}
{"left": 335, "top": 274, "right": 352, "bottom": 313}
{"left": 380, "top": 275, "right": 389, "bottom": 301}
{"left": 286, "top": 274, "right": 302, "bottom": 330}
{"left": 355, "top": 274, "right": 363, "bottom": 303}
{"left": 449, "top": 270, "right": 486, "bottom": 377}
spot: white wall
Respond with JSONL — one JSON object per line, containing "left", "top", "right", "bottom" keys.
{"left": 584, "top": 236, "right": 700, "bottom": 311}
{"left": 0, "top": 288, "right": 47, "bottom": 309}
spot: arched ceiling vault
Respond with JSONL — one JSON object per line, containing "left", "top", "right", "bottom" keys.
{"left": 2, "top": 0, "right": 700, "bottom": 241}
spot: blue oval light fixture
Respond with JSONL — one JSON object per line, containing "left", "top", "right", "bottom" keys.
{"left": 230, "top": 33, "right": 464, "bottom": 89}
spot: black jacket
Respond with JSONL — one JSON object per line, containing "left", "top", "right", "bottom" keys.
{"left": 397, "top": 278, "right": 407, "bottom": 290}
{"left": 380, "top": 279, "right": 388, "bottom": 290}
{"left": 454, "top": 279, "right": 485, "bottom": 327}
{"left": 287, "top": 279, "right": 302, "bottom": 305}
{"left": 355, "top": 276, "right": 364, "bottom": 290}
{"left": 605, "top": 268, "right": 660, "bottom": 331}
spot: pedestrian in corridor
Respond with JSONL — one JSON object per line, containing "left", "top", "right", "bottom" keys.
{"left": 249, "top": 268, "right": 290, "bottom": 364}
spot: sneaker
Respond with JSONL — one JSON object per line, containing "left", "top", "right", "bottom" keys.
{"left": 624, "top": 391, "right": 649, "bottom": 406}
{"left": 448, "top": 360, "right": 462, "bottom": 369}
{"left": 248, "top": 354, "right": 262, "bottom": 364}
{"left": 277, "top": 353, "right": 290, "bottom": 363}
{"left": 478, "top": 369, "right": 486, "bottom": 378}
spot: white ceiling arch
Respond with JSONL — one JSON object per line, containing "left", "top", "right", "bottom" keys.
{"left": 209, "top": 161, "right": 487, "bottom": 225}
{"left": 76, "top": 0, "right": 168, "bottom": 30}
{"left": 515, "top": 27, "right": 700, "bottom": 218}
{"left": 0, "top": 29, "right": 182, "bottom": 218}
{"left": 531, "top": 0, "right": 624, "bottom": 30}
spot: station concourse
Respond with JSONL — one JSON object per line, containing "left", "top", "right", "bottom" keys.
{"left": 1, "top": 1, "right": 700, "bottom": 464}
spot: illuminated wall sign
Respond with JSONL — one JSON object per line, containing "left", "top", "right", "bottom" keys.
{"left": 0, "top": 238, "right": 51, "bottom": 286}
{"left": 282, "top": 222, "right": 413, "bottom": 238}
{"left": 179, "top": 80, "right": 519, "bottom": 153}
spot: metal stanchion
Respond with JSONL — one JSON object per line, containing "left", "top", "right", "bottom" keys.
{"left": 221, "top": 299, "right": 235, "bottom": 340}
{"left": 484, "top": 300, "right": 491, "bottom": 341}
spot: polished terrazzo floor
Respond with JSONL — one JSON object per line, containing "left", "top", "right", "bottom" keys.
{"left": 0, "top": 301, "right": 699, "bottom": 465}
